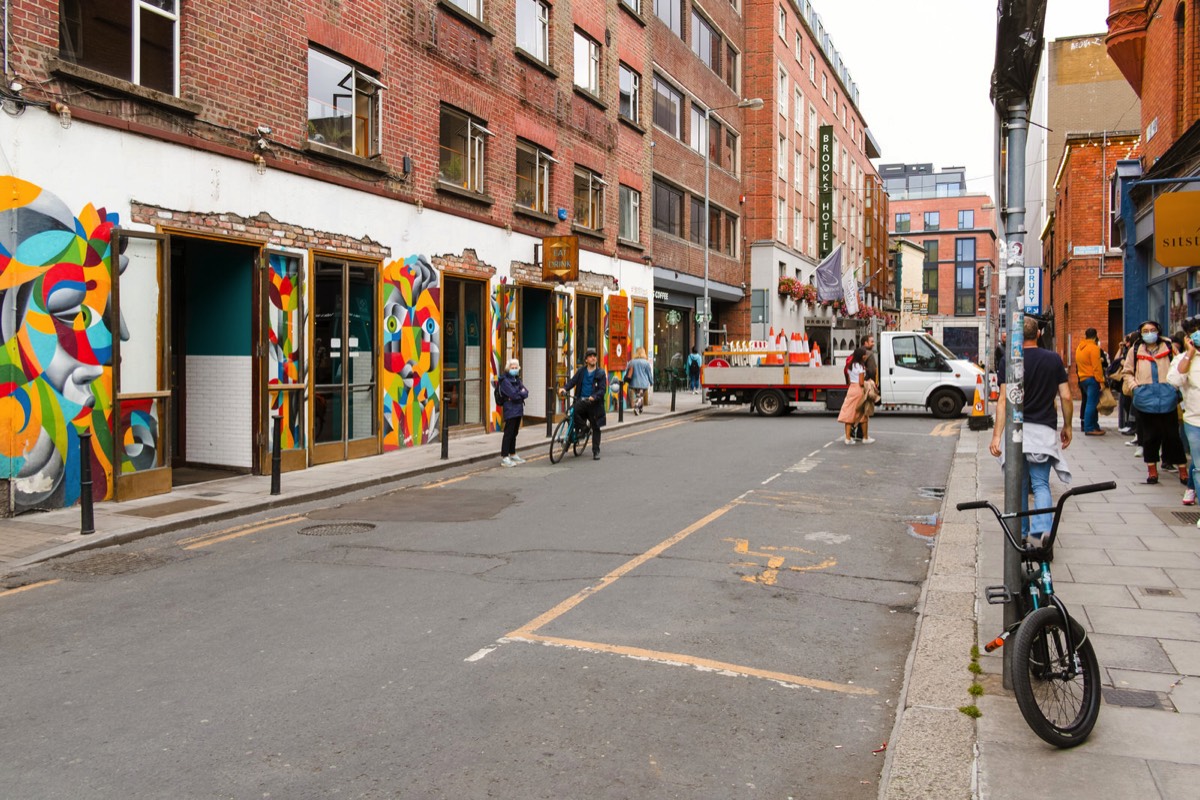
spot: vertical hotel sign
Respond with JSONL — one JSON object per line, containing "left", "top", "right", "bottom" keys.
{"left": 818, "top": 125, "right": 834, "bottom": 259}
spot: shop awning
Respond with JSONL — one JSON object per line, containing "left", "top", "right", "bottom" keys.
{"left": 653, "top": 267, "right": 744, "bottom": 303}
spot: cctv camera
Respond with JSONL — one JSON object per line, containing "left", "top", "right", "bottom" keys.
{"left": 9, "top": 81, "right": 22, "bottom": 93}
{"left": 256, "top": 125, "right": 272, "bottom": 136}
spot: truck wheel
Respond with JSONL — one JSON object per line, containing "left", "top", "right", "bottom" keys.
{"left": 753, "top": 390, "right": 787, "bottom": 417}
{"left": 929, "top": 388, "right": 965, "bottom": 419}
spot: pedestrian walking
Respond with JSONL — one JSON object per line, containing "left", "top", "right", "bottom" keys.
{"left": 560, "top": 347, "right": 608, "bottom": 460}
{"left": 1075, "top": 328, "right": 1106, "bottom": 435}
{"left": 624, "top": 347, "right": 653, "bottom": 414}
{"left": 1122, "top": 319, "right": 1187, "bottom": 485}
{"left": 838, "top": 347, "right": 873, "bottom": 445}
{"left": 1110, "top": 332, "right": 1137, "bottom": 435}
{"left": 498, "top": 358, "right": 529, "bottom": 467}
{"left": 1168, "top": 323, "right": 1200, "bottom": 507}
{"left": 686, "top": 347, "right": 702, "bottom": 393}
{"left": 989, "top": 316, "right": 1073, "bottom": 545}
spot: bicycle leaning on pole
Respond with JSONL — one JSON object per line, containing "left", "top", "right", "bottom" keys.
{"left": 957, "top": 480, "right": 1116, "bottom": 748}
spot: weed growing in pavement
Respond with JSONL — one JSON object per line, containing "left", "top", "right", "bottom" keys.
{"left": 959, "top": 644, "right": 984, "bottom": 718}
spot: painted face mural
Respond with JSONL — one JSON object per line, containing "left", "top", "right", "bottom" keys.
{"left": 382, "top": 254, "right": 441, "bottom": 449}
{"left": 0, "top": 177, "right": 117, "bottom": 511}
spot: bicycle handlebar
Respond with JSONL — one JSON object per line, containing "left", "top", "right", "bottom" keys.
{"left": 956, "top": 500, "right": 991, "bottom": 511}
{"left": 955, "top": 481, "right": 1115, "bottom": 555}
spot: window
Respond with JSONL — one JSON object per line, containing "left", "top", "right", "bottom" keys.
{"left": 620, "top": 0, "right": 641, "bottom": 14}
{"left": 808, "top": 53, "right": 816, "bottom": 83}
{"left": 955, "top": 263, "right": 976, "bottom": 316}
{"left": 778, "top": 4, "right": 787, "bottom": 36}
{"left": 439, "top": 106, "right": 490, "bottom": 192}
{"left": 655, "top": 0, "right": 682, "bottom": 37}
{"left": 59, "top": 0, "right": 180, "bottom": 94}
{"left": 653, "top": 180, "right": 683, "bottom": 236}
{"left": 795, "top": 89, "right": 804, "bottom": 134}
{"left": 808, "top": 105, "right": 817, "bottom": 148}
{"left": 448, "top": 0, "right": 483, "bottom": 20}
{"left": 923, "top": 240, "right": 939, "bottom": 315}
{"left": 808, "top": 163, "right": 816, "bottom": 199}
{"left": 924, "top": 211, "right": 940, "bottom": 230}
{"left": 892, "top": 336, "right": 945, "bottom": 371}
{"left": 821, "top": 72, "right": 827, "bottom": 100}
{"left": 691, "top": 11, "right": 720, "bottom": 73}
{"left": 778, "top": 66, "right": 788, "bottom": 113}
{"left": 574, "top": 169, "right": 605, "bottom": 230}
{"left": 708, "top": 116, "right": 722, "bottom": 164}
{"left": 778, "top": 134, "right": 787, "bottom": 177}
{"left": 808, "top": 219, "right": 815, "bottom": 257}
{"left": 724, "top": 214, "right": 737, "bottom": 256}
{"left": 690, "top": 104, "right": 707, "bottom": 153}
{"left": 619, "top": 63, "right": 640, "bottom": 123}
{"left": 795, "top": 33, "right": 803, "bottom": 61}
{"left": 709, "top": 206, "right": 722, "bottom": 250}
{"left": 895, "top": 212, "right": 910, "bottom": 233}
{"left": 515, "top": 141, "right": 554, "bottom": 213}
{"left": 308, "top": 48, "right": 385, "bottom": 158}
{"left": 725, "top": 45, "right": 738, "bottom": 91}
{"left": 653, "top": 76, "right": 683, "bottom": 139}
{"left": 574, "top": 30, "right": 600, "bottom": 94}
{"left": 778, "top": 197, "right": 787, "bottom": 240}
{"left": 516, "top": 0, "right": 550, "bottom": 63}
{"left": 794, "top": 208, "right": 803, "bottom": 247}
{"left": 690, "top": 196, "right": 705, "bottom": 244}
{"left": 795, "top": 150, "right": 804, "bottom": 192}
{"left": 619, "top": 185, "right": 641, "bottom": 242}
{"left": 723, "top": 129, "right": 737, "bottom": 173}
{"left": 958, "top": 209, "right": 974, "bottom": 229}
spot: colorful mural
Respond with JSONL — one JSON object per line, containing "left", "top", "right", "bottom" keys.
{"left": 267, "top": 252, "right": 305, "bottom": 450}
{"left": 119, "top": 398, "right": 158, "bottom": 473}
{"left": 552, "top": 291, "right": 573, "bottom": 417}
{"left": 488, "top": 281, "right": 516, "bottom": 432}
{"left": 382, "top": 254, "right": 441, "bottom": 450}
{"left": 0, "top": 177, "right": 117, "bottom": 511}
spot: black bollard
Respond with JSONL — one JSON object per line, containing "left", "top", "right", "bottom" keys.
{"left": 78, "top": 429, "right": 95, "bottom": 535}
{"left": 440, "top": 396, "right": 449, "bottom": 460}
{"left": 270, "top": 413, "right": 282, "bottom": 496}
{"left": 546, "top": 387, "right": 555, "bottom": 438}
{"left": 618, "top": 379, "right": 624, "bottom": 423}
{"left": 671, "top": 378, "right": 677, "bottom": 412}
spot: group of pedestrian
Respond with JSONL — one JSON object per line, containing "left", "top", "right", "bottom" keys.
{"left": 837, "top": 334, "right": 879, "bottom": 445}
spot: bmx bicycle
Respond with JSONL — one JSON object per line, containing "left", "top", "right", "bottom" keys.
{"left": 548, "top": 400, "right": 592, "bottom": 464}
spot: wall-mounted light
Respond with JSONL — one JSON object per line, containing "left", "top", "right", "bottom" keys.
{"left": 52, "top": 101, "right": 71, "bottom": 129}
{"left": 253, "top": 153, "right": 267, "bottom": 175}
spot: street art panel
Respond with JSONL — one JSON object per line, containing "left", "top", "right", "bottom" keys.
{"left": 267, "top": 252, "right": 305, "bottom": 450}
{"left": 552, "top": 291, "right": 572, "bottom": 417}
{"left": 382, "top": 254, "right": 441, "bottom": 450}
{"left": 0, "top": 177, "right": 117, "bottom": 511}
{"left": 488, "top": 281, "right": 516, "bottom": 432}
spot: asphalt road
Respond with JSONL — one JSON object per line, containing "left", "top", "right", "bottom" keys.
{"left": 1, "top": 410, "right": 958, "bottom": 799}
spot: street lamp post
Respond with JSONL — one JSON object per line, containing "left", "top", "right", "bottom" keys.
{"left": 701, "top": 97, "right": 764, "bottom": 355}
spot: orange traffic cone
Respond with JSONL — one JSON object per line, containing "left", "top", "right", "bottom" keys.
{"left": 968, "top": 374, "right": 993, "bottom": 430}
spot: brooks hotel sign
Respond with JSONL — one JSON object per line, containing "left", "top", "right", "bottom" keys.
{"left": 1155, "top": 192, "right": 1200, "bottom": 268}
{"left": 819, "top": 125, "right": 834, "bottom": 259}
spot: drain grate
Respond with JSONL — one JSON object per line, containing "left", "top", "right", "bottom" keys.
{"left": 1103, "top": 688, "right": 1163, "bottom": 709}
{"left": 53, "top": 551, "right": 168, "bottom": 577}
{"left": 1173, "top": 511, "right": 1200, "bottom": 525}
{"left": 298, "top": 523, "right": 376, "bottom": 536}
{"left": 1142, "top": 587, "right": 1181, "bottom": 597}
{"left": 918, "top": 487, "right": 946, "bottom": 499}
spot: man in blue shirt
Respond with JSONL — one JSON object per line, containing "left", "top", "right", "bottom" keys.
{"left": 560, "top": 348, "right": 608, "bottom": 460}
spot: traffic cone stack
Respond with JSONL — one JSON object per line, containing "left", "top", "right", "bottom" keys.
{"left": 968, "top": 373, "right": 994, "bottom": 430}
{"left": 810, "top": 342, "right": 823, "bottom": 368}
{"left": 797, "top": 334, "right": 810, "bottom": 365}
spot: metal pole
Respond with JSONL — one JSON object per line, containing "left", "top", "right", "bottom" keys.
{"left": 671, "top": 378, "right": 677, "bottom": 412}
{"left": 701, "top": 107, "right": 711, "bottom": 355}
{"left": 270, "top": 413, "right": 282, "bottom": 496}
{"left": 78, "top": 429, "right": 95, "bottom": 535}
{"left": 440, "top": 394, "right": 449, "bottom": 460}
{"left": 618, "top": 375, "right": 625, "bottom": 423}
{"left": 1002, "top": 99, "right": 1029, "bottom": 689}
{"left": 546, "top": 387, "right": 555, "bottom": 438}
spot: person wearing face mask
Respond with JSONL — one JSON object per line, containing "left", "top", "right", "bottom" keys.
{"left": 498, "top": 358, "right": 529, "bottom": 467}
{"left": 1123, "top": 320, "right": 1186, "bottom": 485}
{"left": 1168, "top": 321, "right": 1200, "bottom": 508}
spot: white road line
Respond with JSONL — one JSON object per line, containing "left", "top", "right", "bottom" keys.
{"left": 761, "top": 473, "right": 781, "bottom": 485}
{"left": 465, "top": 646, "right": 500, "bottom": 662}
{"left": 808, "top": 451, "right": 820, "bottom": 458}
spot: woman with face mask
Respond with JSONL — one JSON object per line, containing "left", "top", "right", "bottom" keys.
{"left": 497, "top": 359, "right": 529, "bottom": 467}
{"left": 1168, "top": 322, "right": 1200, "bottom": 508}
{"left": 1123, "top": 320, "right": 1186, "bottom": 485}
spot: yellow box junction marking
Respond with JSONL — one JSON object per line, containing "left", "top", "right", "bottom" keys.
{"left": 725, "top": 538, "right": 837, "bottom": 585}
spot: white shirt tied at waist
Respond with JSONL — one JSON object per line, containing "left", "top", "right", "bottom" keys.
{"left": 994, "top": 422, "right": 1073, "bottom": 485}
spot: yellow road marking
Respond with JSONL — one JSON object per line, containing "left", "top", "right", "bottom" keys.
{"left": 931, "top": 421, "right": 960, "bottom": 437}
{"left": 725, "top": 537, "right": 837, "bottom": 585}
{"left": 0, "top": 579, "right": 60, "bottom": 598}
{"left": 507, "top": 632, "right": 874, "bottom": 695}
{"left": 182, "top": 514, "right": 304, "bottom": 550}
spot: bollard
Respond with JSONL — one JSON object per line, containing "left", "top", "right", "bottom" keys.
{"left": 618, "top": 379, "right": 624, "bottom": 423}
{"left": 671, "top": 379, "right": 677, "bottom": 412}
{"left": 440, "top": 397, "right": 449, "bottom": 460}
{"left": 270, "top": 413, "right": 282, "bottom": 496}
{"left": 78, "top": 429, "right": 95, "bottom": 535}
{"left": 546, "top": 387, "right": 555, "bottom": 438}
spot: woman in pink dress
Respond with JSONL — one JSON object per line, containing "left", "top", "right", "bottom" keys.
{"left": 838, "top": 346, "right": 871, "bottom": 444}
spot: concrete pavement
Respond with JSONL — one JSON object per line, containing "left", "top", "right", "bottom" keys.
{"left": 882, "top": 412, "right": 1200, "bottom": 799}
{"left": 0, "top": 389, "right": 707, "bottom": 578}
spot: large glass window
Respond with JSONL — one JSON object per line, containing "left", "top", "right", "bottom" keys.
{"left": 690, "top": 104, "right": 707, "bottom": 153}
{"left": 654, "top": 0, "right": 682, "bottom": 37}
{"left": 619, "top": 186, "right": 641, "bottom": 242}
{"left": 958, "top": 209, "right": 975, "bottom": 229}
{"left": 724, "top": 213, "right": 737, "bottom": 256}
{"left": 574, "top": 30, "right": 601, "bottom": 94}
{"left": 653, "top": 180, "right": 683, "bottom": 237}
{"left": 923, "top": 240, "right": 939, "bottom": 315}
{"left": 516, "top": 0, "right": 550, "bottom": 63}
{"left": 653, "top": 76, "right": 683, "bottom": 139}
{"left": 619, "top": 63, "right": 640, "bottom": 123}
{"left": 895, "top": 212, "right": 910, "bottom": 233}
{"left": 691, "top": 11, "right": 720, "bottom": 72}
{"left": 573, "top": 168, "right": 605, "bottom": 230}
{"left": 59, "top": 0, "right": 179, "bottom": 94}
{"left": 515, "top": 142, "right": 554, "bottom": 213}
{"left": 924, "top": 211, "right": 940, "bottom": 230}
{"left": 448, "top": 0, "right": 482, "bottom": 20}
{"left": 690, "top": 196, "right": 705, "bottom": 244}
{"left": 439, "top": 106, "right": 490, "bottom": 193}
{"left": 307, "top": 48, "right": 384, "bottom": 158}
{"left": 955, "top": 238, "right": 976, "bottom": 316}
{"left": 725, "top": 45, "right": 738, "bottom": 91}
{"left": 724, "top": 129, "right": 737, "bottom": 173}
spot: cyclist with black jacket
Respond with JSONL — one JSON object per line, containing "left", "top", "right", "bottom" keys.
{"left": 560, "top": 348, "right": 608, "bottom": 460}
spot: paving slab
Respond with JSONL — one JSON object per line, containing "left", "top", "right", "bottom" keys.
{"left": 1161, "top": 639, "right": 1200, "bottom": 675}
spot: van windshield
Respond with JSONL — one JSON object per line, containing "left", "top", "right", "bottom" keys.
{"left": 920, "top": 336, "right": 957, "bottom": 359}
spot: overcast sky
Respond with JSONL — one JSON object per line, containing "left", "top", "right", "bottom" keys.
{"left": 812, "top": 0, "right": 1113, "bottom": 196}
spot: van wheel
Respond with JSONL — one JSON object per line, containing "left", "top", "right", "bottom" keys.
{"left": 754, "top": 390, "right": 787, "bottom": 417}
{"left": 929, "top": 388, "right": 965, "bottom": 419}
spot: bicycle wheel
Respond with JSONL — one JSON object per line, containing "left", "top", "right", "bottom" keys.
{"left": 1011, "top": 606, "right": 1101, "bottom": 748}
{"left": 549, "top": 418, "right": 571, "bottom": 464}
{"left": 573, "top": 423, "right": 591, "bottom": 456}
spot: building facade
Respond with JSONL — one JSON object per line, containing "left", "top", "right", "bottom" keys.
{"left": 0, "top": 0, "right": 660, "bottom": 514}
{"left": 1107, "top": 0, "right": 1200, "bottom": 336}
{"left": 883, "top": 165, "right": 999, "bottom": 364}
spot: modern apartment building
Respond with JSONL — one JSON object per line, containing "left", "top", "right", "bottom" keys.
{"left": 883, "top": 165, "right": 999, "bottom": 363}
{"left": 0, "top": 0, "right": 660, "bottom": 513}
{"left": 741, "top": 0, "right": 887, "bottom": 360}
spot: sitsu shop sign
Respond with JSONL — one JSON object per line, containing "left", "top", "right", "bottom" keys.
{"left": 542, "top": 235, "right": 579, "bottom": 282}
{"left": 1155, "top": 192, "right": 1200, "bottom": 268}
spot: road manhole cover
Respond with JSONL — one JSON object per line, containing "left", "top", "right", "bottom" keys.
{"left": 298, "top": 523, "right": 376, "bottom": 536}
{"left": 53, "top": 551, "right": 169, "bottom": 578}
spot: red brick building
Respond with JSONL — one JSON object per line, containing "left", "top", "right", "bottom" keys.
{"left": 1043, "top": 132, "right": 1141, "bottom": 395}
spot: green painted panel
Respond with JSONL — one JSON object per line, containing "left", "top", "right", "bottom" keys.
{"left": 185, "top": 241, "right": 252, "bottom": 356}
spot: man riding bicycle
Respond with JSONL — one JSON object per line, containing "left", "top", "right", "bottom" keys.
{"left": 560, "top": 347, "right": 608, "bottom": 460}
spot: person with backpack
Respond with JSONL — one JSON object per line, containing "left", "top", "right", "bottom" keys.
{"left": 496, "top": 358, "right": 529, "bottom": 467}
{"left": 1122, "top": 320, "right": 1186, "bottom": 485}
{"left": 686, "top": 347, "right": 702, "bottom": 393}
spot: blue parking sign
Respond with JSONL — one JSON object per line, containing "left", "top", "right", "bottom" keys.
{"left": 1025, "top": 267, "right": 1041, "bottom": 313}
